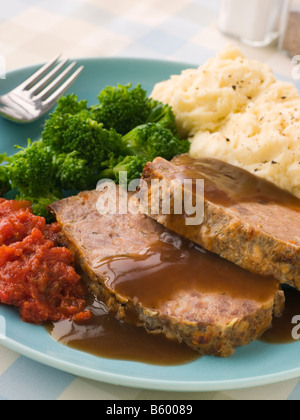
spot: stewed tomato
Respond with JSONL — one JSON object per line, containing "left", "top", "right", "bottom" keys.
{"left": 0, "top": 199, "right": 91, "bottom": 324}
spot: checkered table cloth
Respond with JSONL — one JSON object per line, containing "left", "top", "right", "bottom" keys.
{"left": 0, "top": 0, "right": 300, "bottom": 401}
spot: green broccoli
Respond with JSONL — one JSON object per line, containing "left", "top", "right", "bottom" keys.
{"left": 90, "top": 84, "right": 150, "bottom": 135}
{"left": 0, "top": 166, "right": 10, "bottom": 196}
{"left": 121, "top": 123, "right": 190, "bottom": 162}
{"left": 42, "top": 110, "right": 123, "bottom": 169}
{"left": 0, "top": 153, "right": 11, "bottom": 196}
{"left": 52, "top": 93, "right": 88, "bottom": 115}
{"left": 90, "top": 83, "right": 180, "bottom": 137}
{"left": 8, "top": 141, "right": 57, "bottom": 197}
{"left": 0, "top": 153, "right": 8, "bottom": 164}
{"left": 1, "top": 140, "right": 105, "bottom": 219}
{"left": 0, "top": 141, "right": 61, "bottom": 220}
{"left": 101, "top": 155, "right": 148, "bottom": 184}
{"left": 53, "top": 151, "right": 98, "bottom": 191}
{"left": 103, "top": 123, "right": 190, "bottom": 184}
{"left": 1, "top": 85, "right": 188, "bottom": 219}
{"left": 146, "top": 100, "right": 178, "bottom": 134}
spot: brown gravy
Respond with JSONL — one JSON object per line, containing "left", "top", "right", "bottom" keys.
{"left": 98, "top": 232, "right": 278, "bottom": 309}
{"left": 48, "top": 287, "right": 300, "bottom": 365}
{"left": 262, "top": 288, "right": 300, "bottom": 344}
{"left": 48, "top": 231, "right": 280, "bottom": 365}
{"left": 171, "top": 155, "right": 300, "bottom": 211}
{"left": 48, "top": 298, "right": 199, "bottom": 366}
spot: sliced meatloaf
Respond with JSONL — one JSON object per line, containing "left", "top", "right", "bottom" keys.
{"left": 141, "top": 155, "right": 300, "bottom": 290}
{"left": 50, "top": 189, "right": 283, "bottom": 357}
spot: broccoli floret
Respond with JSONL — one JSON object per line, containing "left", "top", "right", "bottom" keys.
{"left": 91, "top": 84, "right": 180, "bottom": 137}
{"left": 8, "top": 141, "right": 57, "bottom": 197}
{"left": 91, "top": 84, "right": 150, "bottom": 135}
{"left": 102, "top": 123, "right": 190, "bottom": 185}
{"left": 54, "top": 151, "right": 98, "bottom": 191}
{"left": 0, "top": 153, "right": 11, "bottom": 195}
{"left": 109, "top": 155, "right": 148, "bottom": 184}
{"left": 0, "top": 153, "right": 8, "bottom": 164}
{"left": 2, "top": 141, "right": 61, "bottom": 220}
{"left": 53, "top": 94, "right": 88, "bottom": 115}
{"left": 121, "top": 123, "right": 190, "bottom": 162}
{"left": 0, "top": 166, "right": 10, "bottom": 196}
{"left": 42, "top": 111, "right": 123, "bottom": 169}
{"left": 146, "top": 100, "right": 178, "bottom": 134}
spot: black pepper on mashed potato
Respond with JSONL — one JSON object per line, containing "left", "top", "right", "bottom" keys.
{"left": 151, "top": 46, "right": 300, "bottom": 199}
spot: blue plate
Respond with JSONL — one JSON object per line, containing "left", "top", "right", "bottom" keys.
{"left": 0, "top": 57, "right": 300, "bottom": 392}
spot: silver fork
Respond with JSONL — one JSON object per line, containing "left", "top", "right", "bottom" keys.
{"left": 0, "top": 56, "right": 84, "bottom": 123}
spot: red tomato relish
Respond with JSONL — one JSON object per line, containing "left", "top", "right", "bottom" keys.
{"left": 0, "top": 199, "right": 91, "bottom": 324}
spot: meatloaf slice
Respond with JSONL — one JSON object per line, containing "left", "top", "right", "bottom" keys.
{"left": 140, "top": 155, "right": 300, "bottom": 290}
{"left": 50, "top": 189, "right": 283, "bottom": 358}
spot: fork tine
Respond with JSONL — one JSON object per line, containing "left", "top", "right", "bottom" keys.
{"left": 42, "top": 65, "right": 84, "bottom": 108}
{"left": 18, "top": 55, "right": 61, "bottom": 90}
{"left": 35, "top": 61, "right": 78, "bottom": 101}
{"left": 29, "top": 58, "right": 70, "bottom": 96}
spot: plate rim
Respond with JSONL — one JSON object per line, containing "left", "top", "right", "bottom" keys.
{"left": 2, "top": 334, "right": 300, "bottom": 392}
{"left": 1, "top": 56, "right": 300, "bottom": 393}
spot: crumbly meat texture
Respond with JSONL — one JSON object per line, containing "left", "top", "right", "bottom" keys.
{"left": 50, "top": 190, "right": 284, "bottom": 358}
{"left": 140, "top": 156, "right": 300, "bottom": 290}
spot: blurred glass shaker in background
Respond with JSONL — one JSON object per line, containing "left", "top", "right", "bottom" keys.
{"left": 279, "top": 0, "right": 300, "bottom": 57}
{"left": 218, "top": 0, "right": 287, "bottom": 47}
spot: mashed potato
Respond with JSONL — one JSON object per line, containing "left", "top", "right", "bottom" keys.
{"left": 151, "top": 46, "right": 300, "bottom": 199}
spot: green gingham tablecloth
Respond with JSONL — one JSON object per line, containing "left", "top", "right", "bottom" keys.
{"left": 0, "top": 0, "right": 300, "bottom": 401}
